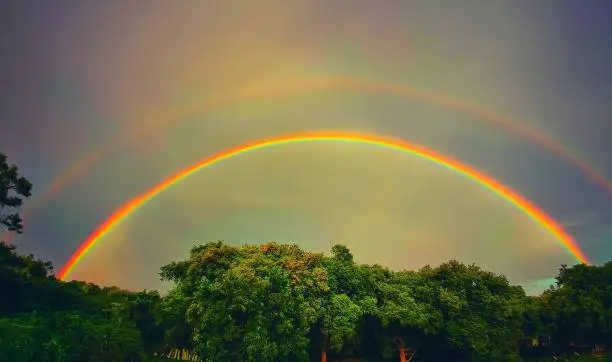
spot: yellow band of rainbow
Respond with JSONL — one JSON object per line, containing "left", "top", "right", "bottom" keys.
{"left": 58, "top": 130, "right": 590, "bottom": 280}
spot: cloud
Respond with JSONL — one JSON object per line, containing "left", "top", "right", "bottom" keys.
{"left": 562, "top": 209, "right": 609, "bottom": 229}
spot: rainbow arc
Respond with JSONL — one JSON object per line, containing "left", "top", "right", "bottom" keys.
{"left": 58, "top": 130, "right": 590, "bottom": 281}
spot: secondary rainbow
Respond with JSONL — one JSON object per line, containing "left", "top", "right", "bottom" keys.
{"left": 57, "top": 130, "right": 590, "bottom": 280}
{"left": 14, "top": 76, "right": 612, "bottom": 248}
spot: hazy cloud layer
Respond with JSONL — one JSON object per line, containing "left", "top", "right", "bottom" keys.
{"left": 1, "top": 2, "right": 609, "bottom": 293}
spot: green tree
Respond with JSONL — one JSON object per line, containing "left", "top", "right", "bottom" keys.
{"left": 314, "top": 245, "right": 373, "bottom": 361}
{"left": 126, "top": 290, "right": 167, "bottom": 355}
{"left": 372, "top": 270, "right": 442, "bottom": 362}
{"left": 0, "top": 242, "right": 57, "bottom": 316}
{"left": 544, "top": 262, "right": 612, "bottom": 353}
{"left": 160, "top": 287, "right": 196, "bottom": 356}
{"left": 315, "top": 293, "right": 363, "bottom": 362}
{"left": 419, "top": 261, "right": 525, "bottom": 361}
{"left": 161, "top": 241, "right": 329, "bottom": 361}
{"left": 0, "top": 311, "right": 145, "bottom": 362}
{"left": 0, "top": 153, "right": 159, "bottom": 361}
{"left": 0, "top": 153, "right": 32, "bottom": 234}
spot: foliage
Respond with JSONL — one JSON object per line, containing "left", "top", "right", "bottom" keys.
{"left": 161, "top": 242, "right": 328, "bottom": 361}
{"left": 0, "top": 153, "right": 32, "bottom": 233}
{"left": 160, "top": 242, "right": 611, "bottom": 362}
{"left": 3, "top": 236, "right": 611, "bottom": 362}
{"left": 0, "top": 311, "right": 145, "bottom": 362}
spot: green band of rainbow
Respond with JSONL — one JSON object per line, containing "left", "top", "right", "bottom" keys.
{"left": 58, "top": 130, "right": 590, "bottom": 280}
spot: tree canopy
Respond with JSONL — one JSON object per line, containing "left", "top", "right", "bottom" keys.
{"left": 0, "top": 153, "right": 32, "bottom": 233}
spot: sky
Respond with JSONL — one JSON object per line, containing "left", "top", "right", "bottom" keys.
{"left": 1, "top": 1, "right": 611, "bottom": 294}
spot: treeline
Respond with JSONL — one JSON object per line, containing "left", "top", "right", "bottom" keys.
{"left": 0, "top": 241, "right": 165, "bottom": 361}
{"left": 1, "top": 240, "right": 611, "bottom": 362}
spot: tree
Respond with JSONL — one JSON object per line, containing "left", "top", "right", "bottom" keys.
{"left": 0, "top": 153, "right": 32, "bottom": 234}
{"left": 126, "top": 290, "right": 166, "bottom": 355}
{"left": 372, "top": 270, "right": 442, "bottom": 362}
{"left": 418, "top": 261, "right": 525, "bottom": 361}
{"left": 316, "top": 245, "right": 375, "bottom": 361}
{"left": 161, "top": 241, "right": 329, "bottom": 361}
{"left": 0, "top": 311, "right": 146, "bottom": 362}
{"left": 543, "top": 262, "right": 612, "bottom": 353}
{"left": 160, "top": 287, "right": 197, "bottom": 358}
{"left": 315, "top": 293, "right": 363, "bottom": 362}
{"left": 0, "top": 153, "right": 160, "bottom": 361}
{"left": 0, "top": 241, "right": 56, "bottom": 315}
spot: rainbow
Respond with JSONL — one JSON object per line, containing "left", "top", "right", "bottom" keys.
{"left": 58, "top": 130, "right": 590, "bottom": 280}
{"left": 13, "top": 77, "right": 612, "bottom": 246}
